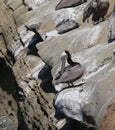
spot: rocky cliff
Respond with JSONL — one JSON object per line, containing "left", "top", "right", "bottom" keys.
{"left": 0, "top": 0, "right": 115, "bottom": 130}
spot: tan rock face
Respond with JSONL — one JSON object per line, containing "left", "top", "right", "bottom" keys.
{"left": 0, "top": 57, "right": 18, "bottom": 128}
{"left": 0, "top": 0, "right": 115, "bottom": 130}
{"left": 98, "top": 98, "right": 115, "bottom": 130}
{"left": 0, "top": 0, "right": 56, "bottom": 130}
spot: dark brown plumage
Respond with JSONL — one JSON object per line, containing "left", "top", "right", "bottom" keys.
{"left": 83, "top": 0, "right": 109, "bottom": 24}
{"left": 83, "top": 0, "right": 98, "bottom": 22}
{"left": 108, "top": 5, "right": 115, "bottom": 43}
{"left": 53, "top": 50, "right": 84, "bottom": 86}
{"left": 92, "top": 0, "right": 109, "bottom": 23}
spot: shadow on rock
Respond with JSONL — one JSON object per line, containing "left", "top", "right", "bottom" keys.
{"left": 25, "top": 24, "right": 43, "bottom": 56}
{"left": 0, "top": 57, "right": 22, "bottom": 100}
{"left": 60, "top": 119, "right": 96, "bottom": 130}
{"left": 0, "top": 58, "right": 30, "bottom": 130}
{"left": 54, "top": 101, "right": 97, "bottom": 130}
{"left": 38, "top": 64, "right": 56, "bottom": 93}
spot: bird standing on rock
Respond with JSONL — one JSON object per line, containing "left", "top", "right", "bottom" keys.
{"left": 83, "top": 0, "right": 109, "bottom": 24}
{"left": 53, "top": 50, "right": 85, "bottom": 86}
{"left": 108, "top": 5, "right": 115, "bottom": 43}
{"left": 92, "top": 0, "right": 109, "bottom": 24}
{"left": 83, "top": 0, "right": 98, "bottom": 22}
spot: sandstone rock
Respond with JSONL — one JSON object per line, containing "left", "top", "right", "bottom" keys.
{"left": 24, "top": 0, "right": 46, "bottom": 9}
{"left": 0, "top": 0, "right": 115, "bottom": 130}
{"left": 53, "top": 41, "right": 115, "bottom": 129}
{"left": 36, "top": 21, "right": 108, "bottom": 75}
{"left": 0, "top": 116, "right": 17, "bottom": 130}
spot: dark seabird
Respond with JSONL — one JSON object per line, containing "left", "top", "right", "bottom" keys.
{"left": 92, "top": 0, "right": 109, "bottom": 24}
{"left": 25, "top": 24, "right": 43, "bottom": 56}
{"left": 53, "top": 50, "right": 84, "bottom": 86}
{"left": 56, "top": 19, "right": 80, "bottom": 34}
{"left": 83, "top": 0, "right": 98, "bottom": 22}
{"left": 108, "top": 5, "right": 115, "bottom": 43}
{"left": 55, "top": 0, "right": 87, "bottom": 10}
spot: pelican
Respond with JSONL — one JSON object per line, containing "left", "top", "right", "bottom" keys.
{"left": 92, "top": 0, "right": 109, "bottom": 23}
{"left": 83, "top": 0, "right": 98, "bottom": 22}
{"left": 53, "top": 50, "right": 85, "bottom": 86}
{"left": 108, "top": 5, "right": 115, "bottom": 43}
{"left": 83, "top": 0, "right": 109, "bottom": 24}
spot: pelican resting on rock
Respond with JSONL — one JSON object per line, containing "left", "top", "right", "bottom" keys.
{"left": 92, "top": 0, "right": 109, "bottom": 24}
{"left": 108, "top": 5, "right": 115, "bottom": 43}
{"left": 83, "top": 0, "right": 98, "bottom": 22}
{"left": 83, "top": 0, "right": 109, "bottom": 24}
{"left": 53, "top": 50, "right": 85, "bottom": 86}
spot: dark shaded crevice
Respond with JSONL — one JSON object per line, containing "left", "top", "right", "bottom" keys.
{"left": 0, "top": 33, "right": 16, "bottom": 65}
{"left": 32, "top": 122, "right": 40, "bottom": 130}
{"left": 3, "top": 0, "right": 28, "bottom": 12}
{"left": 0, "top": 57, "right": 29, "bottom": 130}
{"left": 25, "top": 26, "right": 43, "bottom": 56}
{"left": 40, "top": 106, "right": 49, "bottom": 118}
{"left": 19, "top": 37, "right": 25, "bottom": 47}
{"left": 22, "top": 0, "right": 27, "bottom": 6}
{"left": 12, "top": 15, "right": 25, "bottom": 47}
{"left": 22, "top": 0, "right": 33, "bottom": 11}
{"left": 37, "top": 98, "right": 48, "bottom": 117}
{"left": 60, "top": 119, "right": 96, "bottom": 130}
{"left": 17, "top": 109, "right": 30, "bottom": 130}
{"left": 7, "top": 4, "right": 14, "bottom": 11}
{"left": 38, "top": 64, "right": 56, "bottom": 93}
{"left": 3, "top": 0, "right": 14, "bottom": 11}
{"left": 7, "top": 49, "right": 16, "bottom": 64}
{"left": 0, "top": 57, "right": 18, "bottom": 97}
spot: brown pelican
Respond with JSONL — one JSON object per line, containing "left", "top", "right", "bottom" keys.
{"left": 53, "top": 50, "right": 84, "bottom": 86}
{"left": 108, "top": 5, "right": 115, "bottom": 43}
{"left": 83, "top": 0, "right": 98, "bottom": 22}
{"left": 92, "top": 0, "right": 109, "bottom": 24}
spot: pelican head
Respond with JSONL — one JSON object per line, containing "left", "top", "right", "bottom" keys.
{"left": 60, "top": 50, "right": 78, "bottom": 75}
{"left": 60, "top": 51, "right": 67, "bottom": 75}
{"left": 92, "top": 0, "right": 98, "bottom": 9}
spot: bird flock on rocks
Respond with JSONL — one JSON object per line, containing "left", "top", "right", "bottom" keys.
{"left": 24, "top": 0, "right": 115, "bottom": 129}
{"left": 25, "top": 0, "right": 114, "bottom": 56}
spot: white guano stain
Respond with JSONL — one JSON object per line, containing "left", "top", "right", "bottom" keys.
{"left": 24, "top": 0, "right": 46, "bottom": 9}
{"left": 67, "top": 8, "right": 76, "bottom": 20}
{"left": 90, "top": 25, "right": 101, "bottom": 44}
{"left": 26, "top": 61, "right": 45, "bottom": 79}
{"left": 43, "top": 30, "right": 59, "bottom": 40}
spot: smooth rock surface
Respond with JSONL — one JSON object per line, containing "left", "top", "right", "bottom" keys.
{"left": 0, "top": 0, "right": 115, "bottom": 130}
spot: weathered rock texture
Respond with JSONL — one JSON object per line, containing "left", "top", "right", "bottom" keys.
{"left": 0, "top": 0, "right": 115, "bottom": 130}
